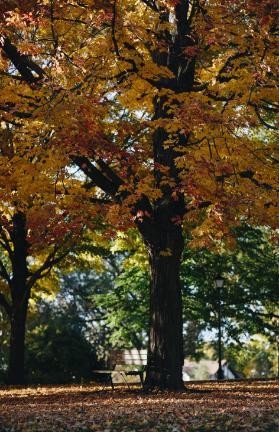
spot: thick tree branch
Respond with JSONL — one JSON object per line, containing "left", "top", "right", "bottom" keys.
{"left": 73, "top": 156, "right": 120, "bottom": 198}
{"left": 238, "top": 170, "right": 275, "bottom": 191}
{"left": 96, "top": 158, "right": 124, "bottom": 188}
{"left": 175, "top": 0, "right": 190, "bottom": 37}
{"left": 1, "top": 37, "right": 45, "bottom": 84}
{"left": 140, "top": 0, "right": 158, "bottom": 11}
{"left": 89, "top": 197, "right": 114, "bottom": 204}
{"left": 0, "top": 104, "right": 33, "bottom": 119}
{"left": 216, "top": 170, "right": 276, "bottom": 191}
{"left": 217, "top": 51, "right": 249, "bottom": 83}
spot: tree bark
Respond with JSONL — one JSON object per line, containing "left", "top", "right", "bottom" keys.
{"left": 143, "top": 224, "right": 184, "bottom": 390}
{"left": 8, "top": 212, "right": 29, "bottom": 385}
{"left": 8, "top": 302, "right": 28, "bottom": 384}
{"left": 140, "top": 2, "right": 197, "bottom": 388}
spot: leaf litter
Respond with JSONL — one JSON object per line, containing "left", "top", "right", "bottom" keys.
{"left": 0, "top": 380, "right": 278, "bottom": 431}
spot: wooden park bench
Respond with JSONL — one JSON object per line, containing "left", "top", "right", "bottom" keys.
{"left": 92, "top": 349, "right": 147, "bottom": 389}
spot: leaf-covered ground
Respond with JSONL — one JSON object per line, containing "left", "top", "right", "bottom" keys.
{"left": 0, "top": 380, "right": 278, "bottom": 431}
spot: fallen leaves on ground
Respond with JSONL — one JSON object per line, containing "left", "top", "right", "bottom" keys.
{"left": 0, "top": 380, "right": 278, "bottom": 431}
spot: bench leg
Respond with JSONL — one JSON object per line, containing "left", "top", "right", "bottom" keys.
{"left": 100, "top": 373, "right": 114, "bottom": 391}
{"left": 110, "top": 373, "right": 114, "bottom": 390}
{"left": 119, "top": 372, "right": 131, "bottom": 389}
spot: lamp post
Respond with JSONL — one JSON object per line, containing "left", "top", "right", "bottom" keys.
{"left": 215, "top": 274, "right": 224, "bottom": 380}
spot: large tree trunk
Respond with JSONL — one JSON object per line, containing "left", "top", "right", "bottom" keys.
{"left": 143, "top": 224, "right": 184, "bottom": 390}
{"left": 8, "top": 212, "right": 29, "bottom": 385}
{"left": 140, "top": 3, "right": 196, "bottom": 388}
{"left": 8, "top": 301, "right": 28, "bottom": 384}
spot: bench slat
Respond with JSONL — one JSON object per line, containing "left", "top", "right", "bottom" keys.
{"left": 110, "top": 357, "right": 147, "bottom": 363}
{"left": 110, "top": 349, "right": 147, "bottom": 366}
{"left": 112, "top": 359, "right": 146, "bottom": 365}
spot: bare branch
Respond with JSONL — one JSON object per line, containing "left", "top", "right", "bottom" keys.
{"left": 0, "top": 258, "right": 11, "bottom": 285}
{"left": 253, "top": 105, "right": 277, "bottom": 130}
{"left": 27, "top": 248, "right": 68, "bottom": 289}
{"left": 215, "top": 170, "right": 276, "bottom": 191}
{"left": 0, "top": 292, "right": 12, "bottom": 317}
{"left": 0, "top": 226, "right": 13, "bottom": 259}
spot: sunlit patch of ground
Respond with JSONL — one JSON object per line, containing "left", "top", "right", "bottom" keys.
{"left": 0, "top": 380, "right": 278, "bottom": 431}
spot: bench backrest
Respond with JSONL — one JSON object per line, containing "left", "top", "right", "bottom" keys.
{"left": 109, "top": 349, "right": 147, "bottom": 367}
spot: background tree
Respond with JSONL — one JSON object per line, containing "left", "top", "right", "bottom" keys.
{"left": 181, "top": 225, "right": 278, "bottom": 344}
{"left": 0, "top": 230, "right": 114, "bottom": 384}
{"left": 92, "top": 236, "right": 149, "bottom": 349}
{"left": 0, "top": 121, "right": 97, "bottom": 384}
{"left": 225, "top": 335, "right": 278, "bottom": 379}
{"left": 25, "top": 271, "right": 106, "bottom": 384}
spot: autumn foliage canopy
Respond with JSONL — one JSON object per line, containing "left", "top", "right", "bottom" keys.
{"left": 1, "top": 0, "right": 277, "bottom": 238}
